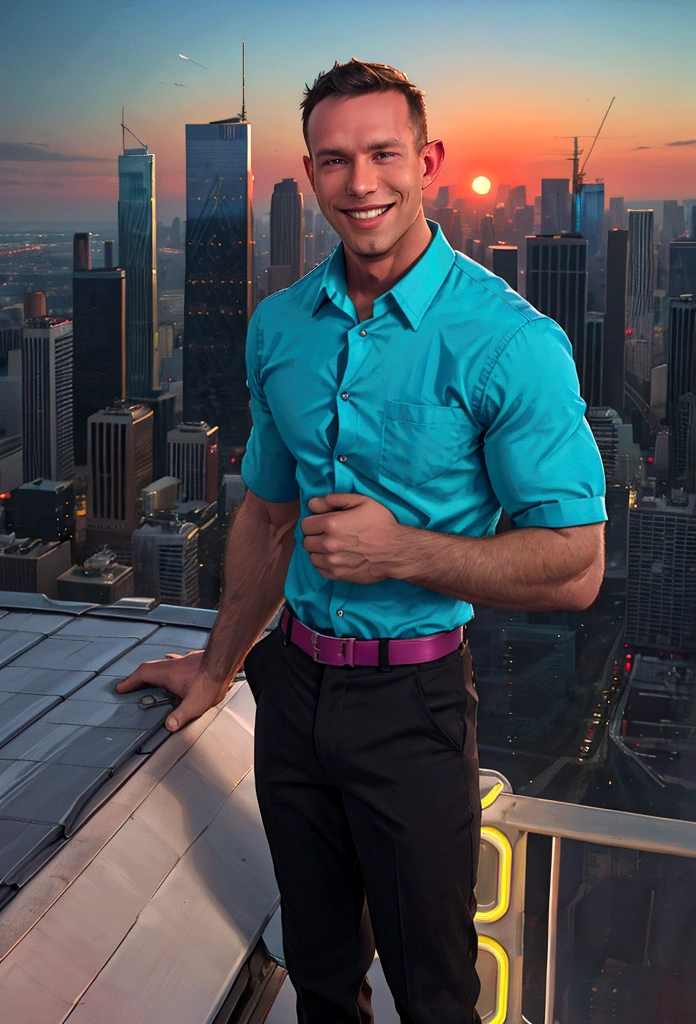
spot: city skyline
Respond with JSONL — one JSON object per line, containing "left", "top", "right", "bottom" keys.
{"left": 1, "top": 0, "right": 695, "bottom": 222}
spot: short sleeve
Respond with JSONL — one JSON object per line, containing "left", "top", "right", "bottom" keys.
{"left": 480, "top": 318, "right": 607, "bottom": 528}
{"left": 240, "top": 307, "right": 300, "bottom": 503}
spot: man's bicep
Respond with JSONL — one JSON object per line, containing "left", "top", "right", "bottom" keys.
{"left": 482, "top": 320, "right": 607, "bottom": 530}
{"left": 244, "top": 487, "right": 300, "bottom": 531}
{"left": 240, "top": 394, "right": 300, "bottom": 505}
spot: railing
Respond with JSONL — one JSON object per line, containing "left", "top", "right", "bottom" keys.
{"left": 476, "top": 769, "right": 696, "bottom": 1024}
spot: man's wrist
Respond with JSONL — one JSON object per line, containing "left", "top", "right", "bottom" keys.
{"left": 381, "top": 522, "right": 422, "bottom": 581}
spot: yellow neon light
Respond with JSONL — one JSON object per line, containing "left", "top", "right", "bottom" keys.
{"left": 481, "top": 780, "right": 504, "bottom": 810}
{"left": 475, "top": 827, "right": 512, "bottom": 923}
{"left": 477, "top": 935, "right": 510, "bottom": 1024}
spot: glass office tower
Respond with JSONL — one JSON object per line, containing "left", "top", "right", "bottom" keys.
{"left": 184, "top": 118, "right": 253, "bottom": 463}
{"left": 118, "top": 146, "right": 159, "bottom": 400}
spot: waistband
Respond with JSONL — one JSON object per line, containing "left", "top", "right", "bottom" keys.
{"left": 280, "top": 607, "right": 466, "bottom": 669}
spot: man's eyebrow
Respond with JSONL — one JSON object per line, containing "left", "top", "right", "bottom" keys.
{"left": 314, "top": 138, "right": 406, "bottom": 159}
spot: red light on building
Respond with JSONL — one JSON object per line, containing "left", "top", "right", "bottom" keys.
{"left": 647, "top": 456, "right": 654, "bottom": 464}
{"left": 625, "top": 328, "right": 633, "bottom": 335}
{"left": 0, "top": 492, "right": 10, "bottom": 501}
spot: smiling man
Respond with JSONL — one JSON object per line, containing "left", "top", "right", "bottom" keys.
{"left": 118, "top": 60, "right": 606, "bottom": 1024}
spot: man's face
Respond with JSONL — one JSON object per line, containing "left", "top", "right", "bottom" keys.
{"left": 304, "top": 90, "right": 435, "bottom": 260}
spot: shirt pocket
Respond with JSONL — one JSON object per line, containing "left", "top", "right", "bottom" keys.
{"left": 379, "top": 400, "right": 469, "bottom": 486}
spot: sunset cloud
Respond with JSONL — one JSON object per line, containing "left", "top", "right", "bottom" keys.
{"left": 665, "top": 139, "right": 696, "bottom": 147}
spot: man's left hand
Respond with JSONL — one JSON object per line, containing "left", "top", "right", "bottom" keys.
{"left": 301, "top": 493, "right": 401, "bottom": 584}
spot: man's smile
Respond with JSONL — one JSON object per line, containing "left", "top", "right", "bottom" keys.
{"left": 342, "top": 203, "right": 395, "bottom": 223}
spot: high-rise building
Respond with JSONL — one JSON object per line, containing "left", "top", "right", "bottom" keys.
{"left": 661, "top": 200, "right": 685, "bottom": 246}
{"left": 587, "top": 407, "right": 622, "bottom": 483}
{"left": 626, "top": 492, "right": 696, "bottom": 652}
{"left": 132, "top": 512, "right": 199, "bottom": 606}
{"left": 541, "top": 179, "right": 571, "bottom": 235}
{"left": 625, "top": 209, "right": 655, "bottom": 380}
{"left": 487, "top": 246, "right": 518, "bottom": 290}
{"left": 85, "top": 402, "right": 153, "bottom": 560}
{"left": 167, "top": 421, "right": 219, "bottom": 503}
{"left": 23, "top": 292, "right": 46, "bottom": 319}
{"left": 118, "top": 145, "right": 159, "bottom": 399}
{"left": 0, "top": 534, "right": 72, "bottom": 599}
{"left": 667, "top": 297, "right": 696, "bottom": 476}
{"left": 525, "top": 235, "right": 588, "bottom": 393}
{"left": 608, "top": 197, "right": 626, "bottom": 231}
{"left": 72, "top": 233, "right": 126, "bottom": 465}
{"left": 270, "top": 178, "right": 304, "bottom": 284}
{"left": 669, "top": 241, "right": 696, "bottom": 297}
{"left": 138, "top": 392, "right": 178, "bottom": 481}
{"left": 603, "top": 229, "right": 629, "bottom": 414}
{"left": 579, "top": 183, "right": 604, "bottom": 260}
{"left": 7, "top": 478, "right": 75, "bottom": 545}
{"left": 183, "top": 117, "right": 253, "bottom": 463}
{"left": 675, "top": 393, "right": 696, "bottom": 491}
{"left": 21, "top": 317, "right": 74, "bottom": 483}
{"left": 584, "top": 313, "right": 605, "bottom": 409}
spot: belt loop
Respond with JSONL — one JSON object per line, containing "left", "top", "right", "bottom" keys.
{"left": 282, "top": 608, "right": 294, "bottom": 647}
{"left": 378, "top": 637, "right": 392, "bottom": 672}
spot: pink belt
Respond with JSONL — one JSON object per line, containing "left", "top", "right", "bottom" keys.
{"left": 280, "top": 607, "right": 465, "bottom": 668}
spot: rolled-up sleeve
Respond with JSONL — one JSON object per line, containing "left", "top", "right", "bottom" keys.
{"left": 240, "top": 308, "right": 300, "bottom": 503}
{"left": 480, "top": 317, "right": 607, "bottom": 528}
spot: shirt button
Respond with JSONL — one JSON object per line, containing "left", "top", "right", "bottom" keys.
{"left": 359, "top": 329, "right": 367, "bottom": 337}
{"left": 337, "top": 609, "right": 344, "bottom": 617}
{"left": 337, "top": 454, "right": 347, "bottom": 462}
{"left": 341, "top": 392, "right": 350, "bottom": 401}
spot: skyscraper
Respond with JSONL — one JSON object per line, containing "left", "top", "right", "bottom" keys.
{"left": 608, "top": 197, "right": 626, "bottom": 231}
{"left": 167, "top": 421, "right": 219, "bottom": 502}
{"left": 661, "top": 200, "right": 685, "bottom": 246}
{"left": 132, "top": 513, "right": 199, "bottom": 606}
{"left": 72, "top": 234, "right": 126, "bottom": 466}
{"left": 667, "top": 297, "right": 696, "bottom": 478}
{"left": 669, "top": 241, "right": 696, "bottom": 297}
{"left": 487, "top": 246, "right": 518, "bottom": 290}
{"left": 21, "top": 317, "right": 74, "bottom": 482}
{"left": 184, "top": 116, "right": 253, "bottom": 464}
{"left": 587, "top": 407, "right": 622, "bottom": 483}
{"left": 525, "top": 235, "right": 588, "bottom": 394}
{"left": 579, "top": 183, "right": 604, "bottom": 260}
{"left": 626, "top": 492, "right": 696, "bottom": 652}
{"left": 603, "top": 228, "right": 629, "bottom": 414}
{"left": 625, "top": 209, "right": 655, "bottom": 380}
{"left": 23, "top": 292, "right": 46, "bottom": 319}
{"left": 584, "top": 313, "right": 604, "bottom": 410}
{"left": 118, "top": 145, "right": 159, "bottom": 399}
{"left": 85, "top": 402, "right": 153, "bottom": 560}
{"left": 541, "top": 179, "right": 571, "bottom": 235}
{"left": 270, "top": 178, "right": 304, "bottom": 284}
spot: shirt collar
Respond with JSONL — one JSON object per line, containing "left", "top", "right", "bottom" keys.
{"left": 311, "top": 220, "right": 455, "bottom": 330}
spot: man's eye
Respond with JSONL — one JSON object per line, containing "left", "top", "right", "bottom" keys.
{"left": 375, "top": 152, "right": 396, "bottom": 160}
{"left": 325, "top": 158, "right": 345, "bottom": 165}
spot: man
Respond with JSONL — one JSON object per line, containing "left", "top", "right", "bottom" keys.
{"left": 119, "top": 60, "right": 606, "bottom": 1023}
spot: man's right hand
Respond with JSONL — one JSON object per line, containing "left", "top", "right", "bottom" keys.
{"left": 116, "top": 650, "right": 230, "bottom": 732}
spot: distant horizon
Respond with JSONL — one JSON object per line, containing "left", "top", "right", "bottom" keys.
{"left": 1, "top": 196, "right": 695, "bottom": 234}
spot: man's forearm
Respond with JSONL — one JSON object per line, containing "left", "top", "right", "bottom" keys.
{"left": 384, "top": 522, "right": 604, "bottom": 612}
{"left": 201, "top": 497, "right": 297, "bottom": 685}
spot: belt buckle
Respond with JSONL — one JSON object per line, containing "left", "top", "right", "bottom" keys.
{"left": 311, "top": 631, "right": 321, "bottom": 662}
{"left": 341, "top": 637, "right": 355, "bottom": 668}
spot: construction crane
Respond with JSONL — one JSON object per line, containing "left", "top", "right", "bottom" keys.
{"left": 555, "top": 96, "right": 615, "bottom": 232}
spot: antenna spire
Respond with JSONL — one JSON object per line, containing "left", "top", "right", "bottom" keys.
{"left": 241, "top": 41, "right": 247, "bottom": 122}
{"left": 122, "top": 105, "right": 125, "bottom": 154}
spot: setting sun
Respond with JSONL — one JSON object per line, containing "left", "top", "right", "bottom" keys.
{"left": 472, "top": 176, "right": 492, "bottom": 195}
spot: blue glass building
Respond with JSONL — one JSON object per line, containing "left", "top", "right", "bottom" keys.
{"left": 118, "top": 146, "right": 159, "bottom": 399}
{"left": 579, "top": 183, "right": 605, "bottom": 261}
{"left": 183, "top": 119, "right": 253, "bottom": 462}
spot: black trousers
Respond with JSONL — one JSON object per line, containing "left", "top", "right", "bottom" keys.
{"left": 244, "top": 619, "right": 482, "bottom": 1024}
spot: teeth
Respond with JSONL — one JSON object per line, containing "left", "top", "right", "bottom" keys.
{"left": 346, "top": 206, "right": 389, "bottom": 220}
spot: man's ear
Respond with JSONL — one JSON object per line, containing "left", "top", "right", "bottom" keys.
{"left": 420, "top": 139, "right": 446, "bottom": 192}
{"left": 303, "top": 154, "right": 315, "bottom": 193}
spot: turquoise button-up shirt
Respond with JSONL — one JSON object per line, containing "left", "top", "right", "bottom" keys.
{"left": 241, "top": 222, "right": 606, "bottom": 640}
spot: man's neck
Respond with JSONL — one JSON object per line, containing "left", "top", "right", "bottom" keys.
{"left": 344, "top": 212, "right": 433, "bottom": 321}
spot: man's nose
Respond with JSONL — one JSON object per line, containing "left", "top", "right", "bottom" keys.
{"left": 346, "top": 157, "right": 378, "bottom": 198}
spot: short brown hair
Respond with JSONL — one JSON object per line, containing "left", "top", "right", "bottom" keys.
{"left": 301, "top": 59, "right": 428, "bottom": 154}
